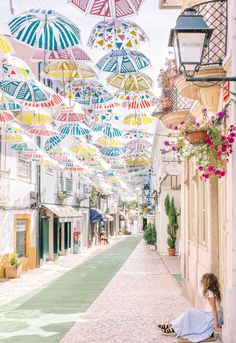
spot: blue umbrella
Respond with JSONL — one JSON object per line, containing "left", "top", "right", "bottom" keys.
{"left": 44, "top": 134, "right": 65, "bottom": 151}
{"left": 96, "top": 49, "right": 150, "bottom": 73}
{"left": 8, "top": 8, "right": 81, "bottom": 51}
{"left": 59, "top": 123, "right": 90, "bottom": 137}
{"left": 11, "top": 142, "right": 40, "bottom": 151}
{"left": 0, "top": 95, "right": 22, "bottom": 112}
{"left": 103, "top": 124, "right": 122, "bottom": 138}
{"left": 100, "top": 147, "right": 125, "bottom": 157}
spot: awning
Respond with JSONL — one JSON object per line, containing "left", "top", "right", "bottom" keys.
{"left": 43, "top": 204, "right": 82, "bottom": 222}
{"left": 90, "top": 208, "right": 104, "bottom": 222}
{"left": 104, "top": 214, "right": 114, "bottom": 221}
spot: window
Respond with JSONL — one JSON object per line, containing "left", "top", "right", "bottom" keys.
{"left": 16, "top": 219, "right": 27, "bottom": 257}
{"left": 18, "top": 157, "right": 31, "bottom": 178}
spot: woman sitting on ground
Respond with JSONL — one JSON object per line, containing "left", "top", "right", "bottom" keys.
{"left": 157, "top": 273, "right": 223, "bottom": 342}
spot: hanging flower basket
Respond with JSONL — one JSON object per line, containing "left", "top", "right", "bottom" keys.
{"left": 186, "top": 130, "right": 208, "bottom": 145}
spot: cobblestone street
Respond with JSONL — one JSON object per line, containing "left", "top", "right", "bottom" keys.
{"left": 61, "top": 239, "right": 188, "bottom": 343}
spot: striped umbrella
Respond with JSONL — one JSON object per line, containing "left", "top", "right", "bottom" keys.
{"left": 103, "top": 124, "right": 122, "bottom": 138}
{"left": 28, "top": 124, "right": 59, "bottom": 136}
{"left": 126, "top": 155, "right": 150, "bottom": 166}
{"left": 97, "top": 50, "right": 150, "bottom": 73}
{"left": 69, "top": 0, "right": 144, "bottom": 19}
{"left": 125, "top": 139, "right": 151, "bottom": 150}
{"left": 88, "top": 20, "right": 148, "bottom": 50}
{"left": 91, "top": 123, "right": 103, "bottom": 132}
{"left": 100, "top": 146, "right": 125, "bottom": 157}
{"left": 89, "top": 101, "right": 120, "bottom": 110}
{"left": 42, "top": 61, "right": 96, "bottom": 81}
{"left": 19, "top": 150, "right": 45, "bottom": 160}
{"left": 0, "top": 95, "right": 22, "bottom": 112}
{"left": 59, "top": 123, "right": 90, "bottom": 137}
{"left": 31, "top": 47, "right": 91, "bottom": 62}
{"left": 123, "top": 113, "right": 154, "bottom": 125}
{"left": 4, "top": 122, "right": 24, "bottom": 134}
{"left": 0, "top": 110, "right": 15, "bottom": 122}
{"left": 22, "top": 93, "right": 63, "bottom": 108}
{"left": 72, "top": 80, "right": 113, "bottom": 105}
{"left": 107, "top": 72, "right": 152, "bottom": 91}
{"left": 55, "top": 109, "right": 86, "bottom": 122}
{"left": 8, "top": 8, "right": 81, "bottom": 51}
{"left": 44, "top": 134, "right": 65, "bottom": 151}
{"left": 16, "top": 110, "right": 52, "bottom": 125}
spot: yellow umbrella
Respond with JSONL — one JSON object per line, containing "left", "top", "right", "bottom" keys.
{"left": 96, "top": 136, "right": 123, "bottom": 147}
{"left": 126, "top": 156, "right": 150, "bottom": 165}
{"left": 107, "top": 72, "right": 153, "bottom": 91}
{"left": 2, "top": 133, "right": 31, "bottom": 143}
{"left": 71, "top": 141, "right": 99, "bottom": 157}
{"left": 0, "top": 34, "right": 14, "bottom": 61}
{"left": 42, "top": 61, "right": 96, "bottom": 81}
{"left": 16, "top": 110, "right": 52, "bottom": 125}
{"left": 123, "top": 113, "right": 154, "bottom": 126}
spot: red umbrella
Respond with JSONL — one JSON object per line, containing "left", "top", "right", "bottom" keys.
{"left": 69, "top": 0, "right": 143, "bottom": 18}
{"left": 55, "top": 109, "right": 86, "bottom": 122}
{"left": 0, "top": 110, "right": 15, "bottom": 122}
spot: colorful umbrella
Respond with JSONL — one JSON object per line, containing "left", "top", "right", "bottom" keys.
{"left": 4, "top": 122, "right": 24, "bottom": 134}
{"left": 55, "top": 108, "right": 86, "bottom": 122}
{"left": 116, "top": 91, "right": 157, "bottom": 109}
{"left": 22, "top": 93, "right": 63, "bottom": 108}
{"left": 59, "top": 123, "right": 90, "bottom": 137}
{"left": 69, "top": 0, "right": 144, "bottom": 19}
{"left": 49, "top": 147, "right": 76, "bottom": 163}
{"left": 0, "top": 34, "right": 14, "bottom": 61}
{"left": 2, "top": 133, "right": 31, "bottom": 143}
{"left": 42, "top": 61, "right": 96, "bottom": 81}
{"left": 72, "top": 80, "right": 113, "bottom": 105}
{"left": 107, "top": 72, "right": 153, "bottom": 91}
{"left": 11, "top": 142, "right": 40, "bottom": 152}
{"left": 28, "top": 124, "right": 58, "bottom": 136}
{"left": 3, "top": 56, "right": 33, "bottom": 79}
{"left": 100, "top": 146, "right": 125, "bottom": 157}
{"left": 96, "top": 136, "right": 122, "bottom": 147}
{"left": 31, "top": 47, "right": 91, "bottom": 62}
{"left": 126, "top": 155, "right": 150, "bottom": 166}
{"left": 88, "top": 19, "right": 148, "bottom": 50}
{"left": 97, "top": 50, "right": 150, "bottom": 73}
{"left": 44, "top": 134, "right": 65, "bottom": 151}
{"left": 16, "top": 110, "right": 52, "bottom": 125}
{"left": 0, "top": 110, "right": 15, "bottom": 122}
{"left": 123, "top": 113, "right": 154, "bottom": 125}
{"left": 19, "top": 150, "right": 45, "bottom": 160}
{"left": 0, "top": 95, "right": 22, "bottom": 112}
{"left": 8, "top": 8, "right": 81, "bottom": 51}
{"left": 89, "top": 101, "right": 120, "bottom": 110}
{"left": 125, "top": 139, "right": 151, "bottom": 150}
{"left": 103, "top": 124, "right": 122, "bottom": 138}
{"left": 123, "top": 129, "right": 151, "bottom": 139}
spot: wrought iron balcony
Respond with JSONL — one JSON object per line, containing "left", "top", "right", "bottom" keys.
{"left": 58, "top": 177, "right": 73, "bottom": 198}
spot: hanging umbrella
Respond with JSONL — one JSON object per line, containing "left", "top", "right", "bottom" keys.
{"left": 96, "top": 136, "right": 122, "bottom": 147}
{"left": 59, "top": 123, "right": 90, "bottom": 137}
{"left": 3, "top": 56, "right": 33, "bottom": 79}
{"left": 126, "top": 155, "right": 150, "bottom": 165}
{"left": 49, "top": 147, "right": 76, "bottom": 163}
{"left": 89, "top": 101, "right": 120, "bottom": 110}
{"left": 123, "top": 113, "right": 154, "bottom": 125}
{"left": 123, "top": 129, "right": 151, "bottom": 139}
{"left": 100, "top": 146, "right": 125, "bottom": 157}
{"left": 31, "top": 47, "right": 91, "bottom": 62}
{"left": 16, "top": 110, "right": 52, "bottom": 125}
{"left": 115, "top": 90, "right": 157, "bottom": 109}
{"left": 103, "top": 124, "right": 122, "bottom": 138}
{"left": 2, "top": 133, "right": 31, "bottom": 143}
{"left": 55, "top": 108, "right": 86, "bottom": 122}
{"left": 11, "top": 142, "right": 40, "bottom": 152}
{"left": 44, "top": 134, "right": 65, "bottom": 151}
{"left": 42, "top": 61, "right": 96, "bottom": 81}
{"left": 72, "top": 80, "right": 113, "bottom": 105}
{"left": 8, "top": 8, "right": 81, "bottom": 51}
{"left": 69, "top": 0, "right": 144, "bottom": 19}
{"left": 28, "top": 124, "right": 59, "bottom": 136}
{"left": 22, "top": 93, "right": 63, "bottom": 108}
{"left": 0, "top": 34, "right": 14, "bottom": 61}
{"left": 88, "top": 19, "right": 148, "bottom": 50}
{"left": 19, "top": 150, "right": 45, "bottom": 160}
{"left": 125, "top": 138, "right": 151, "bottom": 150}
{"left": 97, "top": 50, "right": 150, "bottom": 73}
{"left": 0, "top": 110, "right": 15, "bottom": 123}
{"left": 0, "top": 95, "right": 22, "bottom": 112}
{"left": 107, "top": 72, "right": 153, "bottom": 91}
{"left": 91, "top": 123, "right": 103, "bottom": 132}
{"left": 4, "top": 122, "right": 24, "bottom": 134}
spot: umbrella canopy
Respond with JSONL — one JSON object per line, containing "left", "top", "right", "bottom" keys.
{"left": 69, "top": 0, "right": 144, "bottom": 19}
{"left": 107, "top": 72, "right": 153, "bottom": 91}
{"left": 2, "top": 133, "right": 31, "bottom": 143}
{"left": 100, "top": 146, "right": 125, "bottom": 157}
{"left": 123, "top": 113, "right": 154, "bottom": 125}
{"left": 16, "top": 110, "right": 52, "bottom": 125}
{"left": 44, "top": 134, "right": 65, "bottom": 151}
{"left": 0, "top": 110, "right": 15, "bottom": 122}
{"left": 22, "top": 93, "right": 63, "bottom": 108}
{"left": 126, "top": 155, "right": 150, "bottom": 166}
{"left": 49, "top": 147, "right": 76, "bottom": 163}
{"left": 31, "top": 47, "right": 91, "bottom": 62}
{"left": 72, "top": 80, "right": 113, "bottom": 105}
{"left": 0, "top": 33, "right": 14, "bottom": 59}
{"left": 8, "top": 8, "right": 81, "bottom": 51}
{"left": 11, "top": 142, "right": 40, "bottom": 152}
{"left": 125, "top": 138, "right": 151, "bottom": 150}
{"left": 42, "top": 61, "right": 96, "bottom": 81}
{"left": 19, "top": 150, "right": 45, "bottom": 160}
{"left": 0, "top": 95, "right": 22, "bottom": 112}
{"left": 123, "top": 129, "right": 151, "bottom": 139}
{"left": 55, "top": 108, "right": 86, "bottom": 122}
{"left": 59, "top": 123, "right": 90, "bottom": 137}
{"left": 96, "top": 136, "right": 122, "bottom": 147}
{"left": 103, "top": 124, "right": 122, "bottom": 138}
{"left": 88, "top": 19, "right": 148, "bottom": 50}
{"left": 116, "top": 91, "right": 157, "bottom": 109}
{"left": 88, "top": 101, "right": 120, "bottom": 110}
{"left": 3, "top": 56, "right": 33, "bottom": 80}
{"left": 28, "top": 124, "right": 59, "bottom": 136}
{"left": 97, "top": 49, "right": 150, "bottom": 73}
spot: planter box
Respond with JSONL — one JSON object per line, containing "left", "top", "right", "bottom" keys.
{"left": 5, "top": 264, "right": 23, "bottom": 278}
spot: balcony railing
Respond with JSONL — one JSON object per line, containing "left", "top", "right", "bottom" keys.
{"left": 76, "top": 182, "right": 86, "bottom": 200}
{"left": 58, "top": 177, "right": 73, "bottom": 198}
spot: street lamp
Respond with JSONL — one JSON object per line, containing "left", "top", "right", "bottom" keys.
{"left": 142, "top": 184, "right": 150, "bottom": 198}
{"left": 169, "top": 7, "right": 213, "bottom": 77}
{"left": 169, "top": 7, "right": 236, "bottom": 82}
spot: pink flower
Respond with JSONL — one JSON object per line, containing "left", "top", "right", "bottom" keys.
{"left": 205, "top": 135, "right": 211, "bottom": 141}
{"left": 217, "top": 151, "right": 222, "bottom": 157}
{"left": 164, "top": 140, "right": 169, "bottom": 146}
{"left": 221, "top": 171, "right": 226, "bottom": 177}
{"left": 228, "top": 137, "right": 235, "bottom": 144}
{"left": 172, "top": 146, "right": 177, "bottom": 152}
{"left": 230, "top": 132, "right": 236, "bottom": 137}
{"left": 203, "top": 173, "right": 210, "bottom": 179}
{"left": 221, "top": 136, "right": 227, "bottom": 141}
{"left": 207, "top": 140, "right": 213, "bottom": 146}
{"left": 198, "top": 166, "right": 204, "bottom": 171}
{"left": 208, "top": 166, "right": 215, "bottom": 173}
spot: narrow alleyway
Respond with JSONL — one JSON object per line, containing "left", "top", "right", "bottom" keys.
{"left": 0, "top": 236, "right": 188, "bottom": 343}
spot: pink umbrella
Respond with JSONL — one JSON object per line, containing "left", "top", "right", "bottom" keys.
{"left": 122, "top": 99, "right": 157, "bottom": 109}
{"left": 125, "top": 139, "right": 152, "bottom": 150}
{"left": 19, "top": 151, "right": 45, "bottom": 160}
{"left": 31, "top": 47, "right": 91, "bottom": 62}
{"left": 69, "top": 0, "right": 143, "bottom": 18}
{"left": 28, "top": 124, "right": 59, "bottom": 136}
{"left": 55, "top": 109, "right": 86, "bottom": 122}
{"left": 0, "top": 110, "right": 15, "bottom": 122}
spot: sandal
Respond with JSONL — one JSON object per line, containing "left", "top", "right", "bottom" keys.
{"left": 162, "top": 327, "right": 176, "bottom": 336}
{"left": 157, "top": 324, "right": 171, "bottom": 331}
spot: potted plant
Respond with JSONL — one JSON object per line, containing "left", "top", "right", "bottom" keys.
{"left": 164, "top": 195, "right": 179, "bottom": 256}
{"left": 161, "top": 111, "right": 236, "bottom": 180}
{"left": 5, "top": 254, "right": 23, "bottom": 279}
{"left": 143, "top": 223, "right": 156, "bottom": 250}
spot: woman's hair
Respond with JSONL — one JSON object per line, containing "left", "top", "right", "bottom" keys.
{"left": 201, "top": 273, "right": 221, "bottom": 303}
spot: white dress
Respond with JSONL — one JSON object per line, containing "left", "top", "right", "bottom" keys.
{"left": 171, "top": 291, "right": 223, "bottom": 343}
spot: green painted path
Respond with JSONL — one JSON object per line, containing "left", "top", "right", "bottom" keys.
{"left": 0, "top": 236, "right": 141, "bottom": 343}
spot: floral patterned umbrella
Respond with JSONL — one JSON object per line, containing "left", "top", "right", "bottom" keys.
{"left": 72, "top": 80, "right": 113, "bottom": 105}
{"left": 123, "top": 113, "right": 154, "bottom": 125}
{"left": 115, "top": 90, "right": 157, "bottom": 109}
{"left": 11, "top": 142, "right": 40, "bottom": 152}
{"left": 97, "top": 50, "right": 150, "bottom": 73}
{"left": 2, "top": 133, "right": 31, "bottom": 143}
{"left": 31, "top": 47, "right": 91, "bottom": 62}
{"left": 88, "top": 19, "right": 148, "bottom": 50}
{"left": 107, "top": 72, "right": 152, "bottom": 91}
{"left": 42, "top": 61, "right": 96, "bottom": 81}
{"left": 69, "top": 0, "right": 144, "bottom": 19}
{"left": 16, "top": 110, "right": 52, "bottom": 125}
{"left": 8, "top": 8, "right": 81, "bottom": 51}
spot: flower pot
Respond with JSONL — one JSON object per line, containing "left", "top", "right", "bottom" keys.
{"left": 162, "top": 98, "right": 172, "bottom": 110}
{"left": 168, "top": 248, "right": 176, "bottom": 256}
{"left": 186, "top": 130, "right": 208, "bottom": 145}
{"left": 5, "top": 264, "right": 22, "bottom": 278}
